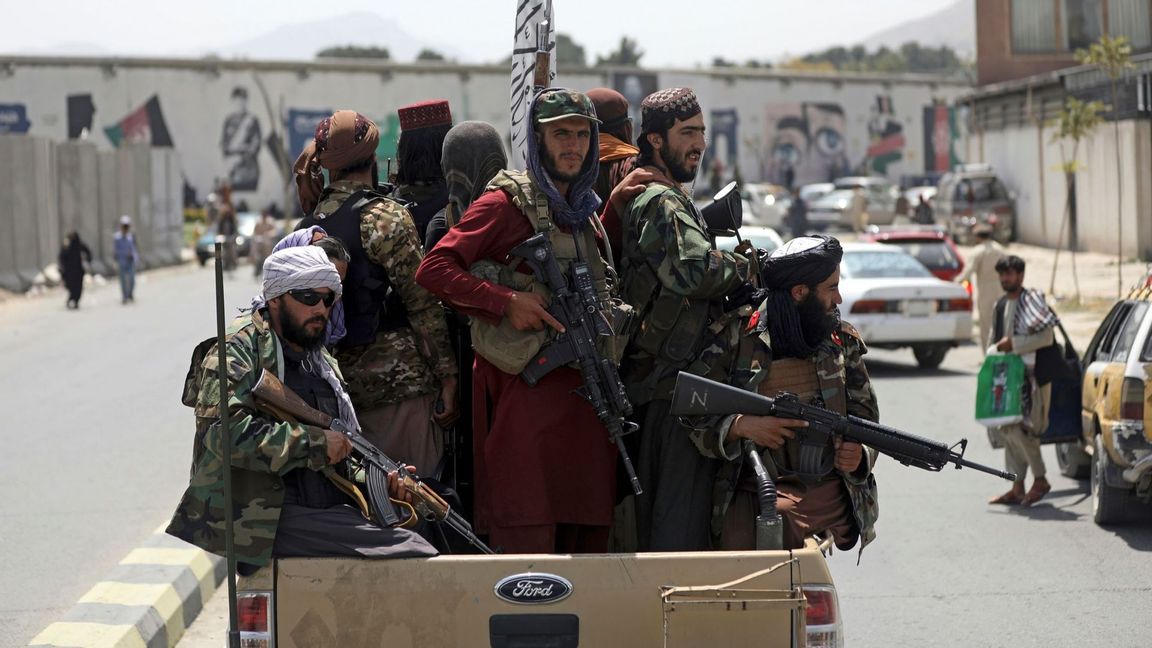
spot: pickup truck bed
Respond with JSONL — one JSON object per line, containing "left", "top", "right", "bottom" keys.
{"left": 238, "top": 540, "right": 839, "bottom": 647}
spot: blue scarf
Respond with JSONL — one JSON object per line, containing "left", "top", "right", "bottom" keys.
{"left": 525, "top": 89, "right": 602, "bottom": 229}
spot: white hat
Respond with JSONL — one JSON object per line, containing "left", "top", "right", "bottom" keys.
{"left": 119, "top": 215, "right": 132, "bottom": 225}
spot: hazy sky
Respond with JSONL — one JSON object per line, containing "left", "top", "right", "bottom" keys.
{"left": 5, "top": 0, "right": 960, "bottom": 66}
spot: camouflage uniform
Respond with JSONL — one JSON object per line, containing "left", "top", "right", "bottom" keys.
{"left": 688, "top": 302, "right": 881, "bottom": 552}
{"left": 167, "top": 309, "right": 335, "bottom": 567}
{"left": 312, "top": 180, "right": 457, "bottom": 411}
{"left": 620, "top": 181, "right": 751, "bottom": 551}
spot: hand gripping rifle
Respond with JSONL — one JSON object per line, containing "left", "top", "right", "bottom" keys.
{"left": 510, "top": 232, "right": 643, "bottom": 496}
{"left": 250, "top": 370, "right": 494, "bottom": 554}
{"left": 670, "top": 371, "right": 1016, "bottom": 482}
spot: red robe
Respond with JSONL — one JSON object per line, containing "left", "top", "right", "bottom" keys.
{"left": 415, "top": 190, "right": 616, "bottom": 533}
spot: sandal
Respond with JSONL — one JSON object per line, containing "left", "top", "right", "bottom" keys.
{"left": 989, "top": 490, "right": 1024, "bottom": 505}
{"left": 1020, "top": 480, "right": 1051, "bottom": 507}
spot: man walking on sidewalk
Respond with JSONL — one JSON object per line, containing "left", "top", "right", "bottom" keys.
{"left": 114, "top": 215, "right": 140, "bottom": 304}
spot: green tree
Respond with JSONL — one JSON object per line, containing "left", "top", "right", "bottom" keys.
{"left": 315, "top": 45, "right": 391, "bottom": 59}
{"left": 556, "top": 33, "right": 587, "bottom": 67}
{"left": 416, "top": 48, "right": 446, "bottom": 62}
{"left": 595, "top": 36, "right": 644, "bottom": 67}
{"left": 712, "top": 57, "right": 736, "bottom": 68}
{"left": 1077, "top": 35, "right": 1134, "bottom": 296}
{"left": 1048, "top": 97, "right": 1107, "bottom": 301}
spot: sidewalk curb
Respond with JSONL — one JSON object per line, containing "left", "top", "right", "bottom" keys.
{"left": 28, "top": 527, "right": 224, "bottom": 648}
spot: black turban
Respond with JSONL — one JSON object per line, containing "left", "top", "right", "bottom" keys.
{"left": 761, "top": 235, "right": 843, "bottom": 291}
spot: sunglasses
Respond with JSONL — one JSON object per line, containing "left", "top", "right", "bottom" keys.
{"left": 287, "top": 289, "right": 336, "bottom": 308}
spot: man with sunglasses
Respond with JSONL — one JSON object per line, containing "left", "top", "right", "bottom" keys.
{"left": 169, "top": 247, "right": 437, "bottom": 574}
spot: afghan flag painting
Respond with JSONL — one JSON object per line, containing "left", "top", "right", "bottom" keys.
{"left": 865, "top": 95, "right": 905, "bottom": 175}
{"left": 104, "top": 95, "right": 174, "bottom": 148}
{"left": 923, "top": 104, "right": 962, "bottom": 173}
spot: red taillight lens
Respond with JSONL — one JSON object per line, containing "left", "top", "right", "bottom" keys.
{"left": 803, "top": 586, "right": 843, "bottom": 647}
{"left": 804, "top": 587, "right": 838, "bottom": 626}
{"left": 851, "top": 299, "right": 889, "bottom": 314}
{"left": 1120, "top": 378, "right": 1145, "bottom": 421}
{"left": 961, "top": 280, "right": 973, "bottom": 297}
{"left": 237, "top": 592, "right": 269, "bottom": 632}
{"left": 939, "top": 298, "right": 972, "bottom": 312}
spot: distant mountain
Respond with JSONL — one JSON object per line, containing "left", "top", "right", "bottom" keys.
{"left": 857, "top": 0, "right": 975, "bottom": 58}
{"left": 209, "top": 11, "right": 462, "bottom": 62}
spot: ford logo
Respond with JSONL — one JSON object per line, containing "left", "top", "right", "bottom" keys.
{"left": 494, "top": 572, "right": 573, "bottom": 605}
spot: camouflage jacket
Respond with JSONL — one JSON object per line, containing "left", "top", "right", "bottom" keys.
{"left": 689, "top": 304, "right": 881, "bottom": 552}
{"left": 315, "top": 180, "right": 457, "bottom": 410}
{"left": 167, "top": 309, "right": 336, "bottom": 567}
{"left": 619, "top": 182, "right": 750, "bottom": 404}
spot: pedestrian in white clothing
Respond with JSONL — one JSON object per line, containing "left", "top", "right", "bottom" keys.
{"left": 956, "top": 224, "right": 1007, "bottom": 354}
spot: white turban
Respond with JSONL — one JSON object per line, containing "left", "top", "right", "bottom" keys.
{"left": 261, "top": 246, "right": 343, "bottom": 302}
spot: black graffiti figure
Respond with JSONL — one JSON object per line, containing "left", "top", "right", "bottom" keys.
{"left": 221, "top": 86, "right": 262, "bottom": 191}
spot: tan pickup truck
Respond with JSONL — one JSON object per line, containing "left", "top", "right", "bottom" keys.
{"left": 235, "top": 539, "right": 841, "bottom": 647}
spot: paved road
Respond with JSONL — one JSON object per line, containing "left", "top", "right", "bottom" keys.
{"left": 830, "top": 344, "right": 1152, "bottom": 648}
{"left": 0, "top": 262, "right": 264, "bottom": 646}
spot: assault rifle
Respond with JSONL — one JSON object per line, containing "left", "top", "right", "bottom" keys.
{"left": 670, "top": 372, "right": 1016, "bottom": 481}
{"left": 510, "top": 232, "right": 643, "bottom": 496}
{"left": 251, "top": 370, "right": 494, "bottom": 554}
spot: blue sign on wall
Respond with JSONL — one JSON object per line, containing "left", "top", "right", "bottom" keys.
{"left": 0, "top": 103, "right": 32, "bottom": 133}
{"left": 286, "top": 109, "right": 332, "bottom": 159}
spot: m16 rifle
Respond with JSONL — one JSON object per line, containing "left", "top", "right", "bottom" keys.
{"left": 250, "top": 370, "right": 494, "bottom": 555}
{"left": 670, "top": 371, "right": 1016, "bottom": 481}
{"left": 510, "top": 232, "right": 643, "bottom": 496}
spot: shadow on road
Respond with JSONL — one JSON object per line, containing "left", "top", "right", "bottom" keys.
{"left": 1108, "top": 524, "right": 1152, "bottom": 552}
{"left": 864, "top": 358, "right": 975, "bottom": 379}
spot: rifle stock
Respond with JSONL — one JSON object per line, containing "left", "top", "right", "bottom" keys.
{"left": 670, "top": 371, "right": 1016, "bottom": 481}
{"left": 251, "top": 370, "right": 494, "bottom": 554}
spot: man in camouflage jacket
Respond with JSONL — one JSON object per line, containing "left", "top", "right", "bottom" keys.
{"left": 168, "top": 247, "right": 434, "bottom": 570}
{"left": 294, "top": 110, "right": 458, "bottom": 477}
{"left": 689, "top": 236, "right": 879, "bottom": 553}
{"left": 618, "top": 88, "right": 754, "bottom": 551}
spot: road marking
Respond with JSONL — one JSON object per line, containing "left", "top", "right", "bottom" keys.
{"left": 29, "top": 622, "right": 146, "bottom": 648}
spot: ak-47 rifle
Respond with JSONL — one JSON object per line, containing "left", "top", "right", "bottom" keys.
{"left": 250, "top": 370, "right": 494, "bottom": 554}
{"left": 510, "top": 232, "right": 643, "bottom": 496}
{"left": 670, "top": 372, "right": 1016, "bottom": 482}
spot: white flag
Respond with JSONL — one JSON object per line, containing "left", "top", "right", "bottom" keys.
{"left": 509, "top": 0, "right": 556, "bottom": 170}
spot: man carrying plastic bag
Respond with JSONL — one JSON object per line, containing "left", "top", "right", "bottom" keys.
{"left": 980, "top": 255, "right": 1056, "bottom": 507}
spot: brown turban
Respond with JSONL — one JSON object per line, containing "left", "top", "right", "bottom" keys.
{"left": 293, "top": 110, "right": 380, "bottom": 214}
{"left": 586, "top": 88, "right": 632, "bottom": 142}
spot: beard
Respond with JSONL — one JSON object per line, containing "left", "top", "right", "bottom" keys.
{"left": 540, "top": 144, "right": 583, "bottom": 184}
{"left": 796, "top": 291, "right": 840, "bottom": 349}
{"left": 277, "top": 307, "right": 328, "bottom": 350}
{"left": 660, "top": 140, "right": 700, "bottom": 183}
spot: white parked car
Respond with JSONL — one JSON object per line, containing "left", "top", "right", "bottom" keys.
{"left": 838, "top": 242, "right": 973, "bottom": 369}
{"left": 714, "top": 226, "right": 785, "bottom": 256}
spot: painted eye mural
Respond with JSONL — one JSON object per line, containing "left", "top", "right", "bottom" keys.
{"left": 764, "top": 102, "right": 851, "bottom": 187}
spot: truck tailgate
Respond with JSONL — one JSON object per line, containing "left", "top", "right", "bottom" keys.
{"left": 265, "top": 547, "right": 831, "bottom": 647}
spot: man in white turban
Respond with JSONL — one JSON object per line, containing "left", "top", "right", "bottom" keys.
{"left": 168, "top": 246, "right": 437, "bottom": 571}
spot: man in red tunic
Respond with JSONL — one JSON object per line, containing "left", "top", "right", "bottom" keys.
{"left": 416, "top": 89, "right": 618, "bottom": 553}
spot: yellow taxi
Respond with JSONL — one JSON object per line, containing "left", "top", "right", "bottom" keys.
{"left": 1059, "top": 275, "right": 1152, "bottom": 524}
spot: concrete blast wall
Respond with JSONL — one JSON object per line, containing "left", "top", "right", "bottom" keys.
{"left": 0, "top": 135, "right": 183, "bottom": 292}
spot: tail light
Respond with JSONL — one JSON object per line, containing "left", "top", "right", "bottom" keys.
{"left": 938, "top": 298, "right": 972, "bottom": 312}
{"left": 851, "top": 299, "right": 890, "bottom": 314}
{"left": 238, "top": 591, "right": 274, "bottom": 647}
{"left": 803, "top": 585, "right": 844, "bottom": 648}
{"left": 961, "top": 280, "right": 973, "bottom": 297}
{"left": 1120, "top": 378, "right": 1145, "bottom": 421}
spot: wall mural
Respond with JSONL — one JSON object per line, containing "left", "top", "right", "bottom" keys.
{"left": 923, "top": 104, "right": 965, "bottom": 173}
{"left": 220, "top": 86, "right": 262, "bottom": 191}
{"left": 611, "top": 71, "right": 658, "bottom": 138}
{"left": 763, "top": 102, "right": 850, "bottom": 187}
{"left": 702, "top": 108, "right": 739, "bottom": 192}
{"left": 0, "top": 103, "right": 32, "bottom": 134}
{"left": 104, "top": 95, "right": 173, "bottom": 147}
{"left": 863, "top": 95, "right": 905, "bottom": 174}
{"left": 66, "top": 94, "right": 96, "bottom": 140}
